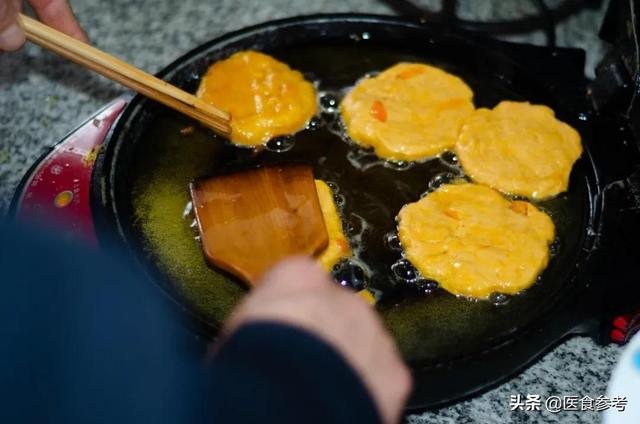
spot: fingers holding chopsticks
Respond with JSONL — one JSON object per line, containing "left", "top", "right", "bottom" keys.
{"left": 0, "top": 0, "right": 24, "bottom": 51}
{"left": 28, "top": 0, "right": 87, "bottom": 43}
{"left": 0, "top": 0, "right": 87, "bottom": 51}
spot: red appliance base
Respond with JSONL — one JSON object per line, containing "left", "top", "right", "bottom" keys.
{"left": 11, "top": 98, "right": 127, "bottom": 245}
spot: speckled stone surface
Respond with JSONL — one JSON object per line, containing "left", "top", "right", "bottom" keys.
{"left": 0, "top": 1, "right": 622, "bottom": 423}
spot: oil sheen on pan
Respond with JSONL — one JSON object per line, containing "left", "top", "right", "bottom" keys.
{"left": 340, "top": 63, "right": 474, "bottom": 161}
{"left": 455, "top": 101, "right": 583, "bottom": 200}
{"left": 397, "top": 183, "right": 555, "bottom": 299}
{"left": 196, "top": 50, "right": 318, "bottom": 146}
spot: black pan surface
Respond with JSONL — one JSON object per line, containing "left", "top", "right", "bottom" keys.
{"left": 92, "top": 15, "right": 607, "bottom": 410}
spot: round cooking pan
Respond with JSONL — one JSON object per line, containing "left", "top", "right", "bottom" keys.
{"left": 90, "top": 14, "right": 640, "bottom": 410}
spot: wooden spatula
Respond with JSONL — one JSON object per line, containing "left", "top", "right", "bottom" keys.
{"left": 190, "top": 165, "right": 329, "bottom": 286}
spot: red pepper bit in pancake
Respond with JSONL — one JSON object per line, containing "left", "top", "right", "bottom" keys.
{"left": 370, "top": 100, "right": 387, "bottom": 122}
{"left": 509, "top": 201, "right": 529, "bottom": 215}
{"left": 337, "top": 238, "right": 350, "bottom": 252}
{"left": 435, "top": 98, "right": 467, "bottom": 110}
{"left": 444, "top": 208, "right": 459, "bottom": 219}
{"left": 396, "top": 67, "right": 425, "bottom": 80}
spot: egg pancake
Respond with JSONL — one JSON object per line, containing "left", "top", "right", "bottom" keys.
{"left": 196, "top": 51, "right": 317, "bottom": 146}
{"left": 397, "top": 183, "right": 555, "bottom": 298}
{"left": 315, "top": 180, "right": 352, "bottom": 270}
{"left": 340, "top": 63, "right": 474, "bottom": 161}
{"left": 456, "top": 101, "right": 582, "bottom": 200}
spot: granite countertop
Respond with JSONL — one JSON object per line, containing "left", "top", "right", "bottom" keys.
{"left": 0, "top": 0, "right": 623, "bottom": 422}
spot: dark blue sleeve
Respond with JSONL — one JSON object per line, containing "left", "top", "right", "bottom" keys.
{"left": 0, "top": 223, "right": 381, "bottom": 424}
{"left": 208, "top": 322, "right": 382, "bottom": 424}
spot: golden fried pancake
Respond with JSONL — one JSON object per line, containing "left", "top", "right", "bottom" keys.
{"left": 340, "top": 63, "right": 474, "bottom": 161}
{"left": 397, "top": 183, "right": 555, "bottom": 298}
{"left": 197, "top": 51, "right": 317, "bottom": 146}
{"left": 456, "top": 101, "right": 582, "bottom": 200}
{"left": 315, "top": 180, "right": 351, "bottom": 270}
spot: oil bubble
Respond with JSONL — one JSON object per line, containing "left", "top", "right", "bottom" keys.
{"left": 549, "top": 238, "right": 560, "bottom": 256}
{"left": 391, "top": 259, "right": 418, "bottom": 282}
{"left": 326, "top": 181, "right": 339, "bottom": 192}
{"left": 266, "top": 135, "right": 295, "bottom": 152}
{"left": 489, "top": 292, "right": 510, "bottom": 306}
{"left": 346, "top": 213, "right": 370, "bottom": 255}
{"left": 346, "top": 149, "right": 384, "bottom": 171}
{"left": 416, "top": 279, "right": 439, "bottom": 294}
{"left": 428, "top": 172, "right": 457, "bottom": 191}
{"left": 182, "top": 201, "right": 193, "bottom": 219}
{"left": 333, "top": 193, "right": 346, "bottom": 207}
{"left": 332, "top": 259, "right": 368, "bottom": 291}
{"left": 458, "top": 295, "right": 479, "bottom": 303}
{"left": 384, "top": 232, "right": 402, "bottom": 251}
{"left": 508, "top": 194, "right": 528, "bottom": 202}
{"left": 346, "top": 214, "right": 364, "bottom": 236}
{"left": 421, "top": 280, "right": 439, "bottom": 290}
{"left": 189, "top": 71, "right": 200, "bottom": 83}
{"left": 326, "top": 117, "right": 345, "bottom": 135}
{"left": 345, "top": 146, "right": 414, "bottom": 172}
{"left": 439, "top": 151, "right": 459, "bottom": 166}
{"left": 306, "top": 116, "right": 322, "bottom": 131}
{"left": 319, "top": 93, "right": 339, "bottom": 112}
{"left": 384, "top": 160, "right": 414, "bottom": 171}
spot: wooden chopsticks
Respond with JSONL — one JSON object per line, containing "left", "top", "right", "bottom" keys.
{"left": 18, "top": 14, "right": 231, "bottom": 137}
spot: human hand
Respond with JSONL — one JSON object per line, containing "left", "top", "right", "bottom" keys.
{"left": 222, "top": 257, "right": 412, "bottom": 424}
{"left": 0, "top": 0, "right": 87, "bottom": 51}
